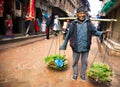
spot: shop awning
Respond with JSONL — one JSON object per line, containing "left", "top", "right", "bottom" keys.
{"left": 101, "top": 0, "right": 118, "bottom": 13}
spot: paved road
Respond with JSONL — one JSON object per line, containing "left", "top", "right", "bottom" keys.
{"left": 0, "top": 35, "right": 120, "bottom": 87}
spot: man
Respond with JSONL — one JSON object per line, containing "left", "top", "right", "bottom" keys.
{"left": 46, "top": 16, "right": 52, "bottom": 39}
{"left": 60, "top": 6, "right": 110, "bottom": 81}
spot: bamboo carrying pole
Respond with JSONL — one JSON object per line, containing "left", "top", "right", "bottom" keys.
{"left": 57, "top": 17, "right": 117, "bottom": 22}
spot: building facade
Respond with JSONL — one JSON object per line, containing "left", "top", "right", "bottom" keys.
{"left": 0, "top": 0, "right": 86, "bottom": 40}
{"left": 99, "top": 0, "right": 120, "bottom": 56}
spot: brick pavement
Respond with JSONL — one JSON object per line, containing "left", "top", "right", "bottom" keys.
{"left": 0, "top": 35, "right": 120, "bottom": 87}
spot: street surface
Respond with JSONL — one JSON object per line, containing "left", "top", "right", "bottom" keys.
{"left": 0, "top": 35, "right": 120, "bottom": 87}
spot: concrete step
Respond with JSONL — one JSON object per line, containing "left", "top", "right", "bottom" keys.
{"left": 104, "top": 39, "right": 120, "bottom": 57}
{"left": 0, "top": 34, "right": 46, "bottom": 44}
{"left": 107, "top": 39, "right": 120, "bottom": 51}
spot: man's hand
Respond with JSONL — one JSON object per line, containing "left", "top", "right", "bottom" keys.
{"left": 103, "top": 29, "right": 111, "bottom": 34}
{"left": 106, "top": 29, "right": 111, "bottom": 32}
{"left": 59, "top": 46, "right": 66, "bottom": 50}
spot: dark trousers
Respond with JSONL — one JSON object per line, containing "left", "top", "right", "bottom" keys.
{"left": 46, "top": 27, "right": 49, "bottom": 39}
{"left": 72, "top": 51, "right": 89, "bottom": 76}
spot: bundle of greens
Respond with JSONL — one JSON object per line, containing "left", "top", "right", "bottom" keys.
{"left": 87, "top": 62, "right": 113, "bottom": 84}
{"left": 44, "top": 54, "right": 68, "bottom": 70}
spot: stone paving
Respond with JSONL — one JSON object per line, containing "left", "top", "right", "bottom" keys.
{"left": 0, "top": 35, "right": 120, "bottom": 87}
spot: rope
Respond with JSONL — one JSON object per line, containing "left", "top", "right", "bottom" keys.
{"left": 89, "top": 39, "right": 110, "bottom": 67}
{"left": 102, "top": 22, "right": 113, "bottom": 63}
{"left": 89, "top": 42, "right": 107, "bottom": 67}
{"left": 89, "top": 51, "right": 99, "bottom": 67}
{"left": 102, "top": 43, "right": 108, "bottom": 63}
{"left": 47, "top": 19, "right": 64, "bottom": 56}
{"left": 58, "top": 20, "right": 66, "bottom": 56}
{"left": 54, "top": 31, "right": 61, "bottom": 55}
{"left": 47, "top": 32, "right": 63, "bottom": 56}
{"left": 55, "top": 36, "right": 57, "bottom": 54}
{"left": 89, "top": 22, "right": 113, "bottom": 66}
{"left": 47, "top": 36, "right": 55, "bottom": 57}
{"left": 58, "top": 31, "right": 61, "bottom": 55}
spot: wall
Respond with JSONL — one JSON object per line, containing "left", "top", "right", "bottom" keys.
{"left": 111, "top": 6, "right": 120, "bottom": 43}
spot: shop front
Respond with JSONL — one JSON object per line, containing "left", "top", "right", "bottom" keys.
{"left": 0, "top": 0, "right": 43, "bottom": 39}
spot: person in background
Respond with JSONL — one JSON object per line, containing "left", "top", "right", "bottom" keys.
{"left": 53, "top": 15, "right": 60, "bottom": 36}
{"left": 44, "top": 11, "right": 49, "bottom": 19}
{"left": 5, "top": 14, "right": 13, "bottom": 37}
{"left": 25, "top": 19, "right": 31, "bottom": 37}
{"left": 62, "top": 19, "right": 70, "bottom": 39}
{"left": 34, "top": 18, "right": 41, "bottom": 33}
{"left": 60, "top": 6, "right": 111, "bottom": 82}
{"left": 46, "top": 16, "right": 52, "bottom": 39}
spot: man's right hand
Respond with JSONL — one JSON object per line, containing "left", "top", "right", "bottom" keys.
{"left": 103, "top": 29, "right": 111, "bottom": 34}
{"left": 59, "top": 46, "right": 66, "bottom": 50}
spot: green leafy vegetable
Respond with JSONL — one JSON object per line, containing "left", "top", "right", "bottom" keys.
{"left": 44, "top": 54, "right": 68, "bottom": 70}
{"left": 87, "top": 62, "right": 113, "bottom": 84}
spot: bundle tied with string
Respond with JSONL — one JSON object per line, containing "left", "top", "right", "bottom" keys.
{"left": 87, "top": 62, "right": 113, "bottom": 85}
{"left": 44, "top": 54, "right": 68, "bottom": 70}
{"left": 44, "top": 29, "right": 68, "bottom": 71}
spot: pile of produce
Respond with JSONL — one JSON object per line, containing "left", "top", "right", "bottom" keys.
{"left": 87, "top": 62, "right": 113, "bottom": 84}
{"left": 44, "top": 54, "right": 68, "bottom": 70}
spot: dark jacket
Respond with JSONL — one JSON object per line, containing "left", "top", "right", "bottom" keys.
{"left": 46, "top": 17, "right": 51, "bottom": 27}
{"left": 60, "top": 18, "right": 103, "bottom": 52}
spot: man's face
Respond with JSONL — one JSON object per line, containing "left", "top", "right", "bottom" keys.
{"left": 76, "top": 12, "right": 86, "bottom": 22}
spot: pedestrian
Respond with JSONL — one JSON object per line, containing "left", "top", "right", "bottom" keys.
{"left": 25, "top": 20, "right": 31, "bottom": 37}
{"left": 60, "top": 6, "right": 111, "bottom": 81}
{"left": 34, "top": 18, "right": 41, "bottom": 33}
{"left": 62, "top": 19, "right": 70, "bottom": 39}
{"left": 44, "top": 11, "right": 49, "bottom": 19}
{"left": 53, "top": 15, "right": 60, "bottom": 36}
{"left": 5, "top": 14, "right": 13, "bottom": 37}
{"left": 46, "top": 16, "right": 52, "bottom": 39}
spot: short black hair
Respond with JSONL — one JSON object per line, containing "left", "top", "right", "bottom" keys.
{"left": 76, "top": 6, "right": 87, "bottom": 13}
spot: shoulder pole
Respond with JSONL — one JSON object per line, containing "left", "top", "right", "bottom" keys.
{"left": 57, "top": 17, "right": 117, "bottom": 22}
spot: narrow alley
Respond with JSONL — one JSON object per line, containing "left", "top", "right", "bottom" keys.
{"left": 0, "top": 35, "right": 120, "bottom": 87}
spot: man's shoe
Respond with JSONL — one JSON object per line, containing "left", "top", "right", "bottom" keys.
{"left": 72, "top": 75, "right": 77, "bottom": 81}
{"left": 25, "top": 34, "right": 29, "bottom": 37}
{"left": 80, "top": 75, "right": 86, "bottom": 82}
